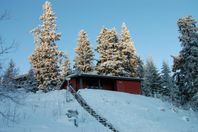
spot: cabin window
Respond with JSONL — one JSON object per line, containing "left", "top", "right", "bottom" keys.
{"left": 83, "top": 78, "right": 101, "bottom": 89}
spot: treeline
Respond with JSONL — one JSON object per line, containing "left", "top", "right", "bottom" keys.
{"left": 141, "top": 16, "right": 198, "bottom": 111}
{"left": 28, "top": 1, "right": 140, "bottom": 91}
{"left": 0, "top": 1, "right": 197, "bottom": 111}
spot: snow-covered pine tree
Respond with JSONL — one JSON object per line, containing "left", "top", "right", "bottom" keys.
{"left": 142, "top": 57, "right": 162, "bottom": 97}
{"left": 31, "top": 27, "right": 42, "bottom": 49}
{"left": 61, "top": 54, "right": 71, "bottom": 80}
{"left": 74, "top": 30, "right": 94, "bottom": 73}
{"left": 29, "top": 1, "right": 62, "bottom": 91}
{"left": 1, "top": 59, "right": 18, "bottom": 87}
{"left": 96, "top": 27, "right": 125, "bottom": 76}
{"left": 96, "top": 28, "right": 108, "bottom": 73}
{"left": 160, "top": 61, "right": 173, "bottom": 97}
{"left": 190, "top": 93, "right": 198, "bottom": 111}
{"left": 172, "top": 16, "right": 198, "bottom": 106}
{"left": 120, "top": 23, "right": 139, "bottom": 77}
{"left": 27, "top": 69, "right": 37, "bottom": 86}
{"left": 24, "top": 68, "right": 38, "bottom": 92}
{"left": 137, "top": 57, "right": 144, "bottom": 93}
{"left": 137, "top": 57, "right": 144, "bottom": 78}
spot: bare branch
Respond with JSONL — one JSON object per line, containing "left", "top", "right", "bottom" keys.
{"left": 0, "top": 10, "right": 10, "bottom": 21}
{"left": 0, "top": 10, "right": 20, "bottom": 122}
{"left": 0, "top": 111, "right": 10, "bottom": 120}
{"left": 0, "top": 11, "right": 16, "bottom": 56}
{"left": 0, "top": 110, "right": 17, "bottom": 123}
{"left": 0, "top": 37, "right": 16, "bottom": 56}
{"left": 0, "top": 93, "right": 20, "bottom": 104}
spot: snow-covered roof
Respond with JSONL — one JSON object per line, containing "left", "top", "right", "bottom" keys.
{"left": 66, "top": 73, "right": 142, "bottom": 81}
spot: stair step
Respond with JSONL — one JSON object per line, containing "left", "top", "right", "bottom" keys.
{"left": 70, "top": 89, "right": 119, "bottom": 132}
{"left": 99, "top": 118, "right": 106, "bottom": 122}
{"left": 99, "top": 120, "right": 107, "bottom": 123}
{"left": 85, "top": 108, "right": 91, "bottom": 111}
{"left": 83, "top": 105, "right": 89, "bottom": 108}
{"left": 91, "top": 113, "right": 97, "bottom": 116}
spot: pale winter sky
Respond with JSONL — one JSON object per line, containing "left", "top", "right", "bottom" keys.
{"left": 0, "top": 0, "right": 197, "bottom": 74}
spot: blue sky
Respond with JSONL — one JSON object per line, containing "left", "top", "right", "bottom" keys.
{"left": 0, "top": 0, "right": 197, "bottom": 74}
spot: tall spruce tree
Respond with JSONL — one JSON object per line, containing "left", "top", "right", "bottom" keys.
{"left": 61, "top": 54, "right": 71, "bottom": 79}
{"left": 29, "top": 1, "right": 62, "bottom": 91}
{"left": 74, "top": 30, "right": 94, "bottom": 73}
{"left": 172, "top": 16, "right": 198, "bottom": 106}
{"left": 160, "top": 61, "right": 173, "bottom": 97}
{"left": 143, "top": 57, "right": 162, "bottom": 97}
{"left": 137, "top": 57, "right": 144, "bottom": 78}
{"left": 22, "top": 68, "right": 38, "bottom": 92}
{"left": 27, "top": 68, "right": 37, "bottom": 86}
{"left": 1, "top": 60, "right": 18, "bottom": 87}
{"left": 120, "top": 23, "right": 139, "bottom": 77}
{"left": 96, "top": 28, "right": 126, "bottom": 76}
{"left": 190, "top": 93, "right": 198, "bottom": 111}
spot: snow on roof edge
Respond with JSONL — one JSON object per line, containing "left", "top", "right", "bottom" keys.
{"left": 65, "top": 73, "right": 143, "bottom": 81}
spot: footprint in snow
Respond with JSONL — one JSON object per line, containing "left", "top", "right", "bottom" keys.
{"left": 182, "top": 116, "right": 190, "bottom": 122}
{"left": 158, "top": 107, "right": 166, "bottom": 112}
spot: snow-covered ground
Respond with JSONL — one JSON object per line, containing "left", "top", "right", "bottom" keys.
{"left": 0, "top": 89, "right": 198, "bottom": 132}
{"left": 79, "top": 89, "right": 198, "bottom": 132}
{"left": 0, "top": 89, "right": 110, "bottom": 132}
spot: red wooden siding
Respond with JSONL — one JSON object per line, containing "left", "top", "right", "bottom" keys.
{"left": 82, "top": 78, "right": 99, "bottom": 89}
{"left": 100, "top": 79, "right": 115, "bottom": 91}
{"left": 116, "top": 80, "right": 141, "bottom": 94}
{"left": 62, "top": 78, "right": 78, "bottom": 91}
{"left": 70, "top": 79, "right": 77, "bottom": 91}
{"left": 60, "top": 74, "right": 142, "bottom": 95}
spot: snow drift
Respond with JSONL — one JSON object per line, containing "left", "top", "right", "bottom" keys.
{"left": 0, "top": 89, "right": 198, "bottom": 132}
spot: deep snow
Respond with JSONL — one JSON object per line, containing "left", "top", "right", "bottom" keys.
{"left": 79, "top": 89, "right": 198, "bottom": 132}
{"left": 0, "top": 89, "right": 198, "bottom": 132}
{"left": 0, "top": 89, "right": 110, "bottom": 132}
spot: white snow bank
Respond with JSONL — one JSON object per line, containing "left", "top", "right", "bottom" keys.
{"left": 0, "top": 89, "right": 110, "bottom": 132}
{"left": 1, "top": 88, "right": 197, "bottom": 132}
{"left": 79, "top": 89, "right": 198, "bottom": 132}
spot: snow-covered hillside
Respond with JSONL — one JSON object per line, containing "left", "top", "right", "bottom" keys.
{"left": 79, "top": 89, "right": 198, "bottom": 132}
{"left": 0, "top": 89, "right": 198, "bottom": 132}
{"left": 0, "top": 90, "right": 110, "bottom": 132}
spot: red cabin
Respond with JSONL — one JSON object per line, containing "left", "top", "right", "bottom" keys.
{"left": 61, "top": 73, "right": 142, "bottom": 94}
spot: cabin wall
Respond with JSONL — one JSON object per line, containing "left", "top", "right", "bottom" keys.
{"left": 61, "top": 81, "right": 67, "bottom": 89}
{"left": 61, "top": 76, "right": 142, "bottom": 95}
{"left": 101, "top": 79, "right": 115, "bottom": 91}
{"left": 70, "top": 79, "right": 77, "bottom": 91}
{"left": 61, "top": 78, "right": 78, "bottom": 92}
{"left": 82, "top": 78, "right": 100, "bottom": 89}
{"left": 116, "top": 80, "right": 141, "bottom": 94}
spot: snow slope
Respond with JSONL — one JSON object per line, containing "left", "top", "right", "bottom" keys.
{"left": 79, "top": 89, "right": 198, "bottom": 132}
{"left": 0, "top": 89, "right": 110, "bottom": 132}
{"left": 1, "top": 89, "right": 198, "bottom": 132}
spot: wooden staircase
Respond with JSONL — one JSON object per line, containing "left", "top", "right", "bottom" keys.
{"left": 68, "top": 86, "right": 119, "bottom": 132}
